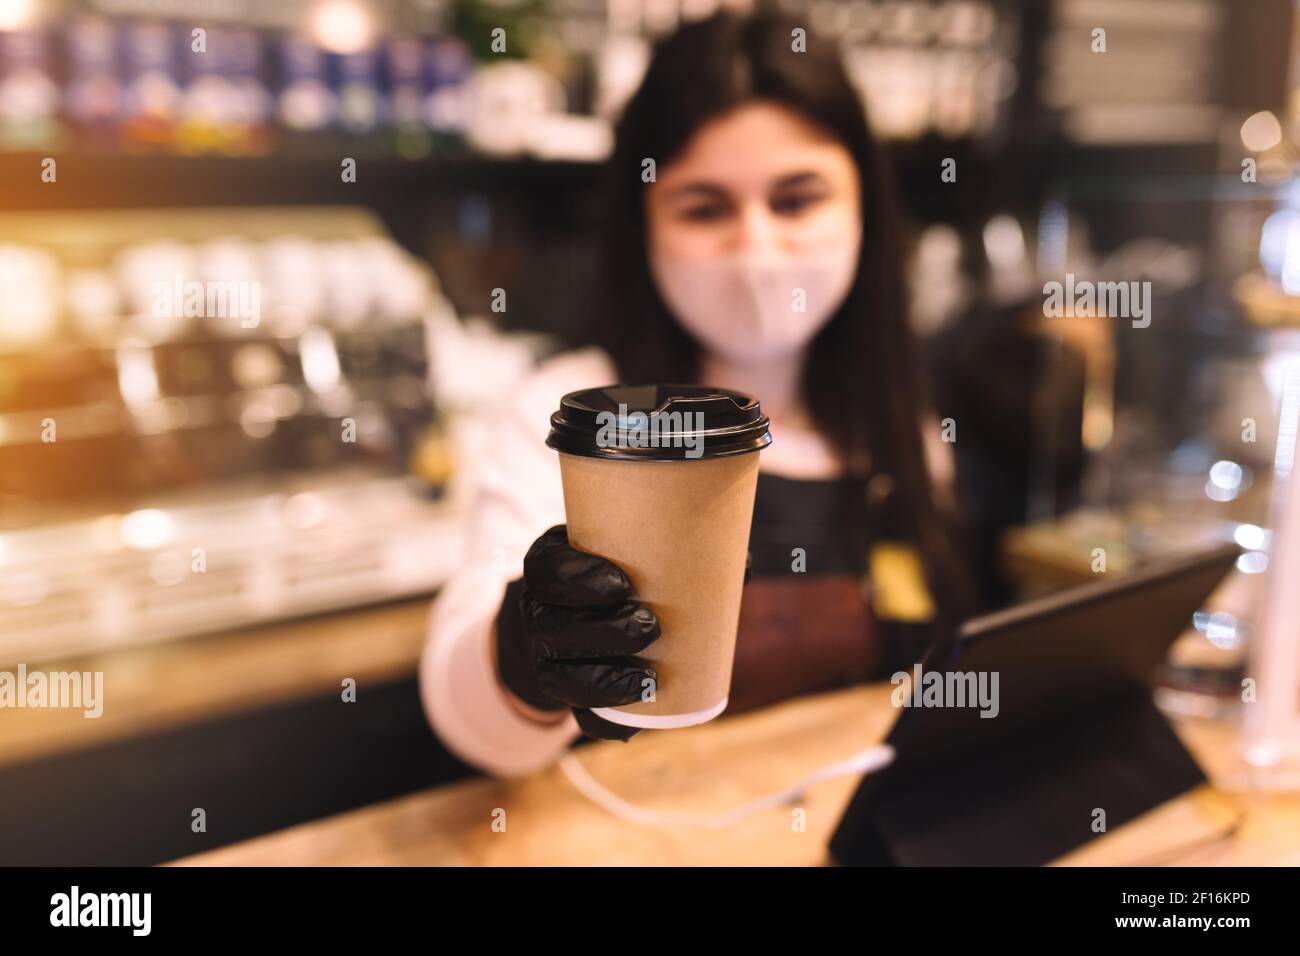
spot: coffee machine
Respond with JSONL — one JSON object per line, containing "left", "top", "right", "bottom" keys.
{"left": 0, "top": 206, "right": 464, "bottom": 665}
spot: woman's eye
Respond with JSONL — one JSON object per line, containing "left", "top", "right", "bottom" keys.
{"left": 771, "top": 193, "right": 824, "bottom": 216}
{"left": 679, "top": 204, "right": 729, "bottom": 222}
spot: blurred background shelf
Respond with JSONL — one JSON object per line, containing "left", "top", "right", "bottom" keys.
{"left": 0, "top": 150, "right": 609, "bottom": 210}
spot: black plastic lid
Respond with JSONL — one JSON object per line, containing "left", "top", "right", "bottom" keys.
{"left": 546, "top": 384, "right": 772, "bottom": 461}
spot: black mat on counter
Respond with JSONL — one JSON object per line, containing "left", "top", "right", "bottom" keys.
{"left": 0, "top": 674, "right": 475, "bottom": 866}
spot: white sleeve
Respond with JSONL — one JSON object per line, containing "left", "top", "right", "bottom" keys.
{"left": 419, "top": 349, "right": 612, "bottom": 777}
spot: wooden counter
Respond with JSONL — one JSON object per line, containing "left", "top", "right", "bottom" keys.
{"left": 172, "top": 683, "right": 1300, "bottom": 867}
{"left": 0, "top": 598, "right": 433, "bottom": 770}
{"left": 0, "top": 597, "right": 472, "bottom": 866}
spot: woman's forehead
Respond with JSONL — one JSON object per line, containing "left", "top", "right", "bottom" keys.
{"left": 654, "top": 103, "right": 856, "bottom": 194}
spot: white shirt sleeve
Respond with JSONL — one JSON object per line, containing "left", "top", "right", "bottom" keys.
{"left": 418, "top": 348, "right": 616, "bottom": 777}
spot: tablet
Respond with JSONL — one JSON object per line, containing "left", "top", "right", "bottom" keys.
{"left": 829, "top": 540, "right": 1241, "bottom": 866}
{"left": 887, "top": 540, "right": 1242, "bottom": 765}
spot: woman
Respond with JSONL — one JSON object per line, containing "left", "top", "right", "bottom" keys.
{"left": 420, "top": 11, "right": 973, "bottom": 776}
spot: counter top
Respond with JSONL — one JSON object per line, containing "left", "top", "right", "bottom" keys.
{"left": 172, "top": 683, "right": 1300, "bottom": 867}
{"left": 0, "top": 598, "right": 433, "bottom": 769}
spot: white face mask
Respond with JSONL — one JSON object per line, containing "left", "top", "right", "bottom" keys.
{"left": 648, "top": 231, "right": 862, "bottom": 364}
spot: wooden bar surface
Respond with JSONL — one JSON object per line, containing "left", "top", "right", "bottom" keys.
{"left": 0, "top": 598, "right": 433, "bottom": 769}
{"left": 172, "top": 683, "right": 1300, "bottom": 867}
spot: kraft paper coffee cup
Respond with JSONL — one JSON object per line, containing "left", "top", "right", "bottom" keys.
{"left": 546, "top": 384, "right": 771, "bottom": 728}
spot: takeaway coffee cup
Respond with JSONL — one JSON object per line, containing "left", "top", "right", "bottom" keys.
{"left": 545, "top": 384, "right": 771, "bottom": 728}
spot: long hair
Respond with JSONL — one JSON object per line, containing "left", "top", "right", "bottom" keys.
{"left": 590, "top": 11, "right": 975, "bottom": 620}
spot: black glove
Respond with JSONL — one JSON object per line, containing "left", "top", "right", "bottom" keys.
{"left": 495, "top": 525, "right": 661, "bottom": 742}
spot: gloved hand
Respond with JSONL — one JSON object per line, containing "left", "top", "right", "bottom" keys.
{"left": 495, "top": 525, "right": 661, "bottom": 742}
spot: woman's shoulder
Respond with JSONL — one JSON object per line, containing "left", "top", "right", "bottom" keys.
{"left": 501, "top": 346, "right": 619, "bottom": 441}
{"left": 523, "top": 346, "right": 617, "bottom": 399}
